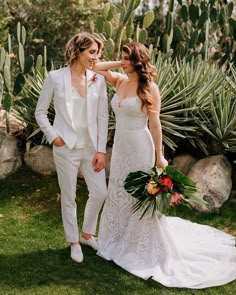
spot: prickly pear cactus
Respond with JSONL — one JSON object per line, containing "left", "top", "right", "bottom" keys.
{"left": 161, "top": 0, "right": 236, "bottom": 66}
{"left": 0, "top": 22, "right": 48, "bottom": 133}
{"left": 90, "top": 0, "right": 155, "bottom": 60}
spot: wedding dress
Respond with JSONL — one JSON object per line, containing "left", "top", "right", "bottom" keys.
{"left": 97, "top": 94, "right": 236, "bottom": 289}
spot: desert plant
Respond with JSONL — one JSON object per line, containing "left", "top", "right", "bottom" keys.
{"left": 0, "top": 22, "right": 47, "bottom": 133}
{"left": 153, "top": 51, "right": 235, "bottom": 154}
{"left": 194, "top": 86, "right": 236, "bottom": 154}
{"left": 91, "top": 0, "right": 155, "bottom": 60}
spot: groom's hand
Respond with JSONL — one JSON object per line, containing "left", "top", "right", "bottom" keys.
{"left": 92, "top": 152, "right": 105, "bottom": 172}
{"left": 52, "top": 136, "right": 65, "bottom": 147}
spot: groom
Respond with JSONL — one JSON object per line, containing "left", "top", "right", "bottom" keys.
{"left": 35, "top": 32, "right": 108, "bottom": 263}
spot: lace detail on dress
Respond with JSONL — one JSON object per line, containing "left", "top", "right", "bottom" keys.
{"left": 97, "top": 94, "right": 236, "bottom": 289}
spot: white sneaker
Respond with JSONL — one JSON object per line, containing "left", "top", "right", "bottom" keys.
{"left": 80, "top": 236, "right": 98, "bottom": 251}
{"left": 71, "top": 244, "right": 83, "bottom": 263}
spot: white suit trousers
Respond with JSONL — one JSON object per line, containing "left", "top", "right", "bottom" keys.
{"left": 53, "top": 145, "right": 107, "bottom": 243}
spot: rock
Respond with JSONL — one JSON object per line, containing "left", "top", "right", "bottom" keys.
{"left": 0, "top": 109, "right": 26, "bottom": 136}
{"left": 187, "top": 155, "right": 232, "bottom": 213}
{"left": 24, "top": 145, "right": 56, "bottom": 175}
{"left": 0, "top": 131, "right": 22, "bottom": 179}
{"left": 172, "top": 154, "right": 197, "bottom": 175}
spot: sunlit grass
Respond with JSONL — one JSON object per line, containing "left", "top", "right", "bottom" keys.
{"left": 0, "top": 165, "right": 235, "bottom": 295}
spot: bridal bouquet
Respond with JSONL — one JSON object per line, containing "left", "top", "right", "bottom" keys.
{"left": 124, "top": 166, "right": 207, "bottom": 218}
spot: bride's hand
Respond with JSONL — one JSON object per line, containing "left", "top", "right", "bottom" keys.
{"left": 156, "top": 156, "right": 168, "bottom": 169}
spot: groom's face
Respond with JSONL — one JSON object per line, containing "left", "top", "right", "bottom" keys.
{"left": 78, "top": 42, "right": 99, "bottom": 69}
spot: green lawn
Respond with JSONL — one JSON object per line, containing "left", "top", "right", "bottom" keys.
{"left": 0, "top": 165, "right": 235, "bottom": 295}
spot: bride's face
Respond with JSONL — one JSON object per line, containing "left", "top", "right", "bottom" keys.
{"left": 121, "top": 51, "right": 135, "bottom": 74}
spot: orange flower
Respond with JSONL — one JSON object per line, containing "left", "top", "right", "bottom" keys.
{"left": 146, "top": 180, "right": 160, "bottom": 195}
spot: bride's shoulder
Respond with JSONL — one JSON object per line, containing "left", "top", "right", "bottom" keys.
{"left": 150, "top": 82, "right": 160, "bottom": 95}
{"left": 116, "top": 74, "right": 128, "bottom": 88}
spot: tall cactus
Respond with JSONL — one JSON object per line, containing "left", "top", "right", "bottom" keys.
{"left": 0, "top": 22, "right": 48, "bottom": 133}
{"left": 162, "top": 0, "right": 174, "bottom": 53}
{"left": 90, "top": 0, "right": 154, "bottom": 60}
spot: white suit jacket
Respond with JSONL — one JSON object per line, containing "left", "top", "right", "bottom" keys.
{"left": 35, "top": 67, "right": 108, "bottom": 153}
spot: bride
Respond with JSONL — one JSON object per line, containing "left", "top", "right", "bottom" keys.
{"left": 93, "top": 42, "right": 236, "bottom": 289}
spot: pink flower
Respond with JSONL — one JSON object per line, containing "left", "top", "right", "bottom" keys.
{"left": 170, "top": 193, "right": 185, "bottom": 206}
{"left": 88, "top": 74, "right": 98, "bottom": 87}
{"left": 160, "top": 176, "right": 173, "bottom": 192}
{"left": 146, "top": 180, "right": 160, "bottom": 195}
{"left": 7, "top": 53, "right": 17, "bottom": 59}
{"left": 91, "top": 74, "right": 98, "bottom": 82}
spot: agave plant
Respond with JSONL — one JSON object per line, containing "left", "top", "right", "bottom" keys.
{"left": 154, "top": 52, "right": 232, "bottom": 154}
{"left": 192, "top": 65, "right": 236, "bottom": 154}
{"left": 13, "top": 70, "right": 54, "bottom": 144}
{"left": 194, "top": 86, "right": 236, "bottom": 153}
{"left": 155, "top": 54, "right": 203, "bottom": 151}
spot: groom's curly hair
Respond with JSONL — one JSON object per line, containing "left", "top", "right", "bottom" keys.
{"left": 122, "top": 42, "right": 157, "bottom": 113}
{"left": 64, "top": 32, "right": 103, "bottom": 66}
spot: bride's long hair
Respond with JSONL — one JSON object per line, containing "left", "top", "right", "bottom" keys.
{"left": 122, "top": 42, "right": 157, "bottom": 113}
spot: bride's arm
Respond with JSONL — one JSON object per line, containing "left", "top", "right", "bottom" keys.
{"left": 94, "top": 61, "right": 122, "bottom": 71}
{"left": 93, "top": 61, "right": 124, "bottom": 87}
{"left": 148, "top": 83, "right": 168, "bottom": 169}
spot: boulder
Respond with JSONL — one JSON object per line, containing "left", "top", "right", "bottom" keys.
{"left": 24, "top": 145, "right": 56, "bottom": 175}
{"left": 0, "top": 131, "right": 22, "bottom": 179}
{"left": 0, "top": 109, "right": 26, "bottom": 135}
{"left": 172, "top": 154, "right": 197, "bottom": 175}
{"left": 187, "top": 155, "right": 232, "bottom": 212}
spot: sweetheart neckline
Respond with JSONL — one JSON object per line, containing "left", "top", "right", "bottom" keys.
{"left": 115, "top": 94, "right": 139, "bottom": 100}
{"left": 115, "top": 94, "right": 139, "bottom": 107}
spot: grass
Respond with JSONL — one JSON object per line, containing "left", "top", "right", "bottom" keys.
{"left": 0, "top": 165, "right": 235, "bottom": 295}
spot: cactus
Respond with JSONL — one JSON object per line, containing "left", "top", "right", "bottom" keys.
{"left": 24, "top": 55, "right": 34, "bottom": 74}
{"left": 104, "top": 38, "right": 115, "bottom": 60}
{"left": 159, "top": 0, "right": 236, "bottom": 66}
{"left": 138, "top": 29, "right": 148, "bottom": 44}
{"left": 4, "top": 55, "right": 11, "bottom": 68}
{"left": 198, "top": 11, "right": 208, "bottom": 29}
{"left": 96, "top": 16, "right": 104, "bottom": 33}
{"left": 0, "top": 22, "right": 49, "bottom": 133}
{"left": 0, "top": 48, "right": 5, "bottom": 71}
{"left": 13, "top": 73, "right": 25, "bottom": 96}
{"left": 18, "top": 43, "right": 25, "bottom": 72}
{"left": 103, "top": 2, "right": 110, "bottom": 20}
{"left": 91, "top": 0, "right": 154, "bottom": 60}
{"left": 8, "top": 34, "right": 12, "bottom": 53}
{"left": 36, "top": 55, "right": 43, "bottom": 72}
{"left": 105, "top": 21, "right": 112, "bottom": 38}
{"left": 189, "top": 30, "right": 199, "bottom": 49}
{"left": 22, "top": 26, "right": 26, "bottom": 46}
{"left": 181, "top": 5, "right": 188, "bottom": 22}
{"left": 143, "top": 10, "right": 154, "bottom": 29}
{"left": 3, "top": 65, "right": 11, "bottom": 93}
{"left": 2, "top": 93, "right": 12, "bottom": 112}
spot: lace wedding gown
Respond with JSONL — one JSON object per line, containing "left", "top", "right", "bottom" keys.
{"left": 97, "top": 94, "right": 236, "bottom": 289}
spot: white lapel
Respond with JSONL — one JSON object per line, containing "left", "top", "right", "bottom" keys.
{"left": 86, "top": 69, "right": 96, "bottom": 124}
{"left": 64, "top": 66, "right": 73, "bottom": 122}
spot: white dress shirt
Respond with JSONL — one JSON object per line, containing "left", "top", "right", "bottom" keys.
{"left": 71, "top": 87, "right": 92, "bottom": 149}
